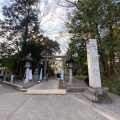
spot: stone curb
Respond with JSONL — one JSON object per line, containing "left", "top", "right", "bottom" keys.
{"left": 2, "top": 81, "right": 27, "bottom": 92}
{"left": 66, "top": 87, "right": 85, "bottom": 92}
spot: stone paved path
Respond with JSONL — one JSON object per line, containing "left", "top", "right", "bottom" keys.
{"left": 1, "top": 82, "right": 120, "bottom": 120}
{"left": 26, "top": 79, "right": 66, "bottom": 94}
{"left": 0, "top": 83, "right": 18, "bottom": 94}
{"left": 28, "top": 79, "right": 59, "bottom": 90}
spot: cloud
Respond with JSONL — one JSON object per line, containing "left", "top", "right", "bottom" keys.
{"left": 0, "top": 0, "right": 71, "bottom": 53}
{"left": 37, "top": 0, "right": 72, "bottom": 54}
{"left": 0, "top": 0, "right": 3, "bottom": 3}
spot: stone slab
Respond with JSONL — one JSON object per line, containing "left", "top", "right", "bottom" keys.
{"left": 84, "top": 87, "right": 112, "bottom": 103}
{"left": 26, "top": 89, "right": 66, "bottom": 95}
{"left": 3, "top": 81, "right": 23, "bottom": 90}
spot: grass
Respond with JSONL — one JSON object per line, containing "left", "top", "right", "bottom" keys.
{"left": 73, "top": 75, "right": 86, "bottom": 80}
{"left": 74, "top": 75, "right": 120, "bottom": 95}
{"left": 102, "top": 76, "right": 120, "bottom": 95}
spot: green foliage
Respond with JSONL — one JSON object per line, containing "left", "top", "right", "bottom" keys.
{"left": 66, "top": 0, "right": 120, "bottom": 76}
{"left": 67, "top": 38, "right": 87, "bottom": 75}
{"left": 0, "top": 0, "right": 44, "bottom": 54}
{"left": 0, "top": 0, "right": 60, "bottom": 74}
{"left": 102, "top": 76, "right": 120, "bottom": 95}
{"left": 42, "top": 37, "right": 60, "bottom": 55}
{"left": 21, "top": 40, "right": 43, "bottom": 63}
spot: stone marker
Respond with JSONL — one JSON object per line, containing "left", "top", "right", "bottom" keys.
{"left": 84, "top": 39, "right": 111, "bottom": 103}
{"left": 87, "top": 39, "right": 101, "bottom": 88}
{"left": 24, "top": 68, "right": 30, "bottom": 83}
{"left": 10, "top": 75, "right": 14, "bottom": 83}
{"left": 33, "top": 67, "right": 39, "bottom": 81}
{"left": 68, "top": 63, "right": 73, "bottom": 85}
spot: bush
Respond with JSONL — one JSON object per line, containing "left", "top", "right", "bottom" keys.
{"left": 102, "top": 76, "right": 120, "bottom": 95}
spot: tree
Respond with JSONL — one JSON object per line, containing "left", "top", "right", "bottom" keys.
{"left": 42, "top": 36, "right": 60, "bottom": 55}
{"left": 66, "top": 0, "right": 120, "bottom": 76}
{"left": 0, "top": 0, "right": 60, "bottom": 74}
{"left": 0, "top": 0, "right": 43, "bottom": 52}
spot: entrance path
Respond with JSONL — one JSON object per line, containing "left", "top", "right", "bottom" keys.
{"left": 26, "top": 79, "right": 66, "bottom": 95}
{"left": 1, "top": 83, "right": 120, "bottom": 120}
{"left": 28, "top": 79, "right": 59, "bottom": 90}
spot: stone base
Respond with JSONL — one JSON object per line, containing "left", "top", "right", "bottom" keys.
{"left": 84, "top": 87, "right": 112, "bottom": 103}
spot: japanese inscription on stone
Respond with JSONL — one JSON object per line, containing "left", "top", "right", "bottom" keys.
{"left": 86, "top": 39, "right": 101, "bottom": 88}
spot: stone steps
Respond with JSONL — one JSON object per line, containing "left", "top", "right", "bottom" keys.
{"left": 26, "top": 89, "right": 66, "bottom": 95}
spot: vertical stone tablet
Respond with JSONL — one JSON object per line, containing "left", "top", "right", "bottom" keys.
{"left": 84, "top": 39, "right": 111, "bottom": 102}
{"left": 86, "top": 39, "right": 101, "bottom": 88}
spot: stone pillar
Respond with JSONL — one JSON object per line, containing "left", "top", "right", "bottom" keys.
{"left": 84, "top": 39, "right": 111, "bottom": 103}
{"left": 68, "top": 63, "right": 73, "bottom": 85}
{"left": 62, "top": 58, "right": 65, "bottom": 81}
{"left": 44, "top": 58, "right": 47, "bottom": 79}
{"left": 33, "top": 68, "right": 39, "bottom": 81}
{"left": 10, "top": 75, "right": 14, "bottom": 83}
{"left": 24, "top": 68, "right": 29, "bottom": 83}
{"left": 28, "top": 69, "right": 32, "bottom": 81}
{"left": 86, "top": 39, "right": 101, "bottom": 88}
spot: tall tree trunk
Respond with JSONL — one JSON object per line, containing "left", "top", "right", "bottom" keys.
{"left": 101, "top": 53, "right": 109, "bottom": 76}
{"left": 96, "top": 26, "right": 109, "bottom": 76}
{"left": 109, "top": 51, "right": 115, "bottom": 75}
{"left": 109, "top": 25, "right": 115, "bottom": 75}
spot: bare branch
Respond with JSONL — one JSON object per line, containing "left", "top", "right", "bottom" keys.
{"left": 65, "top": 0, "right": 79, "bottom": 10}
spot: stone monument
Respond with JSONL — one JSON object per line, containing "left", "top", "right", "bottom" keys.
{"left": 22, "top": 54, "right": 33, "bottom": 83}
{"left": 66, "top": 54, "right": 74, "bottom": 85}
{"left": 84, "top": 39, "right": 111, "bottom": 103}
{"left": 33, "top": 67, "right": 39, "bottom": 81}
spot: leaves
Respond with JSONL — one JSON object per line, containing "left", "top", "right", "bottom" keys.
{"left": 66, "top": 0, "right": 120, "bottom": 76}
{"left": 0, "top": 0, "right": 60, "bottom": 74}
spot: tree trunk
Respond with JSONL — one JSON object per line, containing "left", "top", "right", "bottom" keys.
{"left": 96, "top": 27, "right": 109, "bottom": 77}
{"left": 109, "top": 25, "right": 115, "bottom": 75}
{"left": 109, "top": 52, "right": 115, "bottom": 75}
{"left": 101, "top": 54, "right": 109, "bottom": 76}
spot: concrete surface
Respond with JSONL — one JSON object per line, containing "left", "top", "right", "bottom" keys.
{"left": 1, "top": 80, "right": 120, "bottom": 120}
{"left": 28, "top": 79, "right": 59, "bottom": 90}
{"left": 0, "top": 86, "right": 120, "bottom": 120}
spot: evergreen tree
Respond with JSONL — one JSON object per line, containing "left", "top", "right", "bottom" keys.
{"left": 66, "top": 0, "right": 120, "bottom": 76}
{"left": 0, "top": 0, "right": 43, "bottom": 52}
{"left": 0, "top": 0, "right": 60, "bottom": 73}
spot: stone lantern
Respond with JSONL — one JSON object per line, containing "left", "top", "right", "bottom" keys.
{"left": 22, "top": 54, "right": 33, "bottom": 83}
{"left": 66, "top": 54, "right": 74, "bottom": 85}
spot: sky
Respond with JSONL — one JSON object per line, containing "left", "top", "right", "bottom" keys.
{"left": 37, "top": 0, "right": 75, "bottom": 54}
{"left": 0, "top": 0, "right": 76, "bottom": 55}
